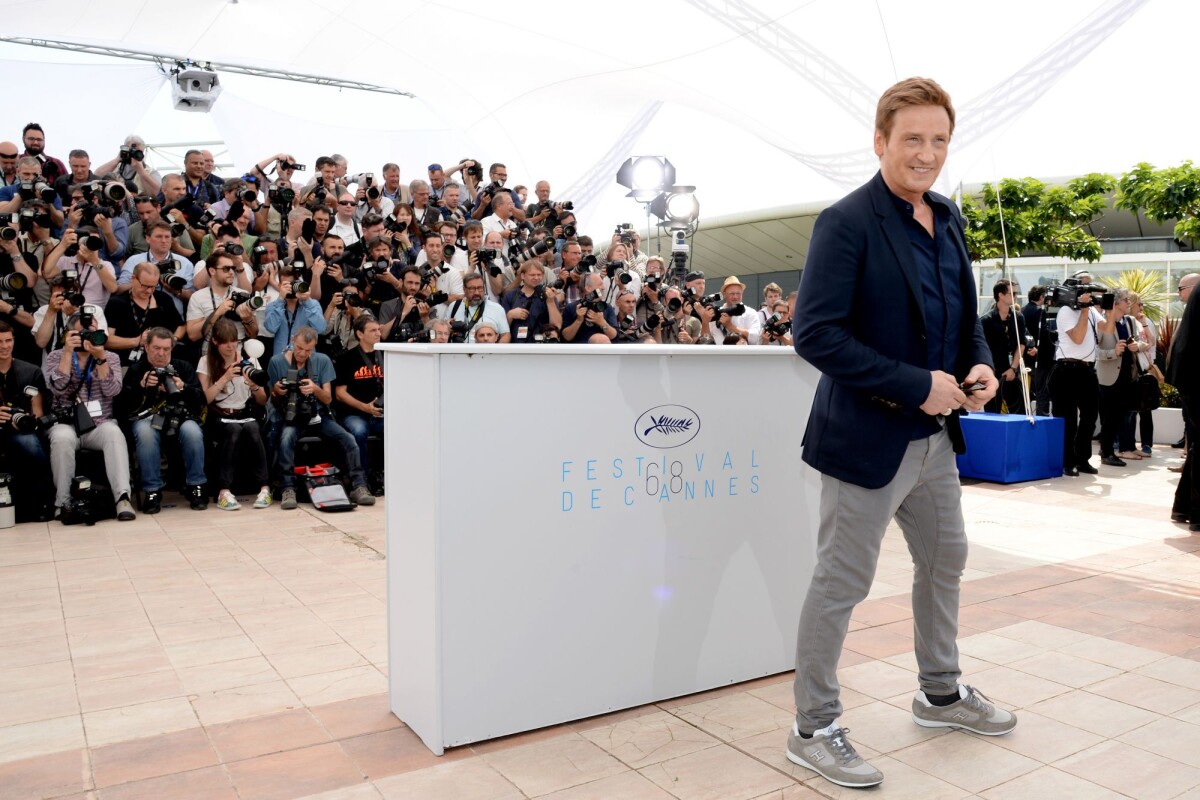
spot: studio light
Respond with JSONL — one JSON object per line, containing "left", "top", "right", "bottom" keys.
{"left": 650, "top": 186, "right": 699, "bottom": 228}
{"left": 616, "top": 156, "right": 676, "bottom": 201}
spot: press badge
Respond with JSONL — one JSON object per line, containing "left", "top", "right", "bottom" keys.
{"left": 517, "top": 326, "right": 528, "bottom": 340}
{"left": 85, "top": 400, "right": 102, "bottom": 418}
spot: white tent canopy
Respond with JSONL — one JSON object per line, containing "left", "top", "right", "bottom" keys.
{"left": 0, "top": 0, "right": 1191, "bottom": 246}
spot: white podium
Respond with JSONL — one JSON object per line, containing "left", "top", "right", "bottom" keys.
{"left": 377, "top": 343, "right": 822, "bottom": 755}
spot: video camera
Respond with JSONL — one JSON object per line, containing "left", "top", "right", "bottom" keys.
{"left": 1048, "top": 278, "right": 1114, "bottom": 311}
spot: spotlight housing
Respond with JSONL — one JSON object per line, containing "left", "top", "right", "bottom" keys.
{"left": 616, "top": 156, "right": 676, "bottom": 201}
{"left": 650, "top": 186, "right": 699, "bottom": 228}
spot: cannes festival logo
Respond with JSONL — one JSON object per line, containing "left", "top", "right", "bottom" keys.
{"left": 635, "top": 405, "right": 701, "bottom": 449}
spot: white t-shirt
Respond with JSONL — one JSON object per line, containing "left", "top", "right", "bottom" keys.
{"left": 197, "top": 352, "right": 263, "bottom": 412}
{"left": 1054, "top": 306, "right": 1100, "bottom": 362}
{"left": 187, "top": 285, "right": 249, "bottom": 348}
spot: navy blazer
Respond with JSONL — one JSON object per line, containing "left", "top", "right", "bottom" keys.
{"left": 792, "top": 172, "right": 991, "bottom": 489}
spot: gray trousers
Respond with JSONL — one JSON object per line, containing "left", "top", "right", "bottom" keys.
{"left": 48, "top": 421, "right": 132, "bottom": 506}
{"left": 793, "top": 429, "right": 967, "bottom": 733}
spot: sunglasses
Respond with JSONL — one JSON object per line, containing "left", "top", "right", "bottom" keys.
{"left": 338, "top": 200, "right": 356, "bottom": 206}
{"left": 427, "top": 163, "right": 442, "bottom": 171}
{"left": 0, "top": 152, "right": 17, "bottom": 159}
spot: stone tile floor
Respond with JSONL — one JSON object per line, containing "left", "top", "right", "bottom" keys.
{"left": 1, "top": 447, "right": 1198, "bottom": 798}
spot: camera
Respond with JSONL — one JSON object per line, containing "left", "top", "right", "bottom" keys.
{"left": 615, "top": 222, "right": 634, "bottom": 246}
{"left": 0, "top": 228, "right": 16, "bottom": 242}
{"left": 582, "top": 290, "right": 607, "bottom": 313}
{"left": 229, "top": 290, "right": 264, "bottom": 312}
{"left": 666, "top": 297, "right": 683, "bottom": 315}
{"left": 239, "top": 188, "right": 258, "bottom": 204}
{"left": 698, "top": 292, "right": 723, "bottom": 308}
{"left": 509, "top": 240, "right": 552, "bottom": 264}
{"left": 312, "top": 186, "right": 328, "bottom": 206}
{"left": 289, "top": 279, "right": 310, "bottom": 297}
{"left": 644, "top": 274, "right": 662, "bottom": 291}
{"left": 465, "top": 161, "right": 483, "bottom": 179}
{"left": 119, "top": 145, "right": 145, "bottom": 164}
{"left": 448, "top": 320, "right": 472, "bottom": 344}
{"left": 763, "top": 312, "right": 790, "bottom": 338}
{"left": 220, "top": 242, "right": 245, "bottom": 256}
{"left": 278, "top": 160, "right": 305, "bottom": 172}
{"left": 237, "top": 359, "right": 270, "bottom": 387}
{"left": 301, "top": 218, "right": 317, "bottom": 241}
{"left": 4, "top": 386, "right": 41, "bottom": 434}
{"left": 279, "top": 368, "right": 318, "bottom": 424}
{"left": 717, "top": 303, "right": 746, "bottom": 318}
{"left": 269, "top": 186, "right": 296, "bottom": 208}
{"left": 562, "top": 223, "right": 577, "bottom": 239}
{"left": 59, "top": 475, "right": 98, "bottom": 526}
{"left": 423, "top": 290, "right": 449, "bottom": 306}
{"left": 1048, "top": 278, "right": 1113, "bottom": 311}
{"left": 574, "top": 254, "right": 597, "bottom": 274}
{"left": 0, "top": 273, "right": 27, "bottom": 293}
{"left": 158, "top": 259, "right": 189, "bottom": 292}
{"left": 477, "top": 247, "right": 499, "bottom": 264}
{"left": 19, "top": 180, "right": 57, "bottom": 203}
{"left": 63, "top": 229, "right": 105, "bottom": 258}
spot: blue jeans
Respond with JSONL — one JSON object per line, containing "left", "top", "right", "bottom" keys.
{"left": 132, "top": 416, "right": 206, "bottom": 491}
{"left": 2, "top": 430, "right": 52, "bottom": 511}
{"left": 340, "top": 412, "right": 384, "bottom": 475}
{"left": 275, "top": 414, "right": 365, "bottom": 489}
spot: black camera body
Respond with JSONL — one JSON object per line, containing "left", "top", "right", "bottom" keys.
{"left": 582, "top": 290, "right": 608, "bottom": 313}
{"left": 448, "top": 320, "right": 472, "bottom": 344}
{"left": 119, "top": 145, "right": 145, "bottom": 164}
{"left": 279, "top": 368, "right": 318, "bottom": 424}
{"left": 763, "top": 312, "right": 790, "bottom": 338}
{"left": 717, "top": 303, "right": 746, "bottom": 318}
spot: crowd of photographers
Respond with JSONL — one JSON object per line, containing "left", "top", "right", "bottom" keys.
{"left": 986, "top": 274, "right": 1164, "bottom": 478}
{"left": 0, "top": 123, "right": 798, "bottom": 523}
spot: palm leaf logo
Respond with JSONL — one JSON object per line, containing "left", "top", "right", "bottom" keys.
{"left": 643, "top": 415, "right": 694, "bottom": 437}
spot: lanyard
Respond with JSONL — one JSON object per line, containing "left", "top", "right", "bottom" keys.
{"left": 72, "top": 352, "right": 95, "bottom": 399}
{"left": 284, "top": 304, "right": 299, "bottom": 344}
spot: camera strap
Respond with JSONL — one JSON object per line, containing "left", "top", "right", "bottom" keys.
{"left": 71, "top": 352, "right": 95, "bottom": 400}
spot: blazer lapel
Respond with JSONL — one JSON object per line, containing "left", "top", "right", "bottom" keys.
{"left": 870, "top": 176, "right": 927, "bottom": 332}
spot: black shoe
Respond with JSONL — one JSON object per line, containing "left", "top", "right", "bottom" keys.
{"left": 1173, "top": 511, "right": 1190, "bottom": 523}
{"left": 1064, "top": 467, "right": 1079, "bottom": 477}
{"left": 1173, "top": 438, "right": 1186, "bottom": 448}
{"left": 1101, "top": 455, "right": 1127, "bottom": 467}
{"left": 142, "top": 491, "right": 162, "bottom": 514}
{"left": 186, "top": 484, "right": 208, "bottom": 511}
{"left": 1077, "top": 462, "right": 1099, "bottom": 474}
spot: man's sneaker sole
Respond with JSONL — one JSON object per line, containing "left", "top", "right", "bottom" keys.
{"left": 911, "top": 713, "right": 1013, "bottom": 736}
{"left": 785, "top": 746, "right": 883, "bottom": 788}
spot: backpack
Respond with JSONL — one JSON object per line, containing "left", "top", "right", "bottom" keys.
{"left": 294, "top": 464, "right": 355, "bottom": 512}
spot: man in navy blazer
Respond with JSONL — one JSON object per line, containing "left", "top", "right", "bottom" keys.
{"left": 785, "top": 78, "right": 1016, "bottom": 789}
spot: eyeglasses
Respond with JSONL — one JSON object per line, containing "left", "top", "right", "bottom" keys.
{"left": 338, "top": 200, "right": 355, "bottom": 206}
{"left": 0, "top": 152, "right": 17, "bottom": 159}
{"left": 1181, "top": 285, "right": 1195, "bottom": 292}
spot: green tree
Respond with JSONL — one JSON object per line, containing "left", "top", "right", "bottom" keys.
{"left": 961, "top": 174, "right": 1114, "bottom": 264}
{"left": 1115, "top": 160, "right": 1200, "bottom": 243}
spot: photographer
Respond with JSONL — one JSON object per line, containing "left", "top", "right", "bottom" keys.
{"left": 92, "top": 136, "right": 161, "bottom": 197}
{"left": 249, "top": 153, "right": 304, "bottom": 194}
{"left": 52, "top": 225, "right": 119, "bottom": 308}
{"left": 438, "top": 183, "right": 467, "bottom": 228}
{"left": 126, "top": 193, "right": 194, "bottom": 259}
{"left": 443, "top": 159, "right": 483, "bottom": 205}
{"left": 1096, "top": 288, "right": 1138, "bottom": 467}
{"left": 554, "top": 241, "right": 589, "bottom": 306}
{"left": 33, "top": 278, "right": 106, "bottom": 367}
{"left": 181, "top": 149, "right": 223, "bottom": 211}
{"left": 105, "top": 263, "right": 185, "bottom": 365}
{"left": 299, "top": 156, "right": 342, "bottom": 210}
{"left": 43, "top": 309, "right": 134, "bottom": 521}
{"left": 194, "top": 223, "right": 257, "bottom": 292}
{"left": 0, "top": 157, "right": 66, "bottom": 230}
{"left": 598, "top": 242, "right": 641, "bottom": 304}
{"left": 561, "top": 273, "right": 617, "bottom": 343}
{"left": 378, "top": 267, "right": 430, "bottom": 343}
{"left": 117, "top": 220, "right": 196, "bottom": 307}
{"left": 187, "top": 249, "right": 260, "bottom": 347}
{"left": 267, "top": 326, "right": 373, "bottom": 510}
{"left": 480, "top": 192, "right": 519, "bottom": 241}
{"left": 120, "top": 327, "right": 207, "bottom": 512}
{"left": 6, "top": 198, "right": 58, "bottom": 309}
{"left": 613, "top": 291, "right": 659, "bottom": 343}
{"left": 349, "top": 174, "right": 392, "bottom": 223}
{"left": 758, "top": 282, "right": 784, "bottom": 324}
{"left": 0, "top": 320, "right": 53, "bottom": 520}
{"left": 438, "top": 273, "right": 510, "bottom": 343}
{"left": 335, "top": 316, "right": 384, "bottom": 492}
{"left": 706, "top": 276, "right": 762, "bottom": 345}
{"left": 331, "top": 193, "right": 363, "bottom": 248}
{"left": 20, "top": 124, "right": 67, "bottom": 186}
{"left": 470, "top": 163, "right": 525, "bottom": 222}
{"left": 0, "top": 142, "right": 18, "bottom": 187}
{"left": 759, "top": 300, "right": 793, "bottom": 347}
{"left": 196, "top": 201, "right": 256, "bottom": 264}
{"left": 415, "top": 220, "right": 469, "bottom": 273}
{"left": 52, "top": 150, "right": 96, "bottom": 207}
{"left": 263, "top": 269, "right": 326, "bottom": 357}
{"left": 980, "top": 279, "right": 1030, "bottom": 414}
{"left": 659, "top": 287, "right": 704, "bottom": 345}
{"left": 197, "top": 319, "right": 271, "bottom": 511}
{"left": 1050, "top": 283, "right": 1102, "bottom": 476}
{"left": 281, "top": 206, "right": 319, "bottom": 265}
{"left": 408, "top": 181, "right": 440, "bottom": 233}
{"left": 458, "top": 222, "right": 504, "bottom": 302}
{"left": 601, "top": 228, "right": 648, "bottom": 276}
{"left": 502, "top": 260, "right": 562, "bottom": 343}
{"left": 381, "top": 163, "right": 410, "bottom": 205}
{"left": 156, "top": 174, "right": 202, "bottom": 256}
{"left": 319, "top": 261, "right": 366, "bottom": 358}
{"left": 473, "top": 319, "right": 500, "bottom": 343}
{"left": 417, "top": 237, "right": 463, "bottom": 308}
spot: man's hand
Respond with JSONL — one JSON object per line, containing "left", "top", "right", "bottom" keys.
{"left": 298, "top": 378, "right": 316, "bottom": 396}
{"left": 919, "top": 370, "right": 970, "bottom": 417}
{"left": 0, "top": 406, "right": 13, "bottom": 425}
{"left": 960, "top": 365, "right": 998, "bottom": 412}
{"left": 508, "top": 306, "right": 529, "bottom": 321}
{"left": 585, "top": 309, "right": 604, "bottom": 325}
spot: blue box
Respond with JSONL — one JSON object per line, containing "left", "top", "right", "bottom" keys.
{"left": 956, "top": 413, "right": 1064, "bottom": 483}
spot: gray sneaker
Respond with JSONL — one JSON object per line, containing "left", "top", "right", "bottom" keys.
{"left": 350, "top": 485, "right": 375, "bottom": 506}
{"left": 786, "top": 722, "right": 883, "bottom": 788}
{"left": 280, "top": 488, "right": 298, "bottom": 510}
{"left": 912, "top": 685, "right": 1017, "bottom": 735}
